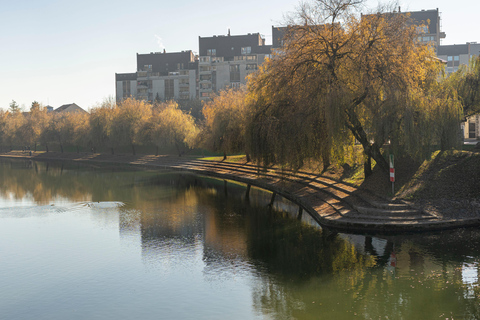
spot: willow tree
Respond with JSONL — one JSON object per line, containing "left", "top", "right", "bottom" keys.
{"left": 18, "top": 106, "right": 50, "bottom": 152}
{"left": 111, "top": 98, "right": 152, "bottom": 155}
{"left": 450, "top": 55, "right": 480, "bottom": 117}
{"left": 72, "top": 112, "right": 90, "bottom": 153}
{"left": 201, "top": 88, "right": 251, "bottom": 160}
{"left": 247, "top": 41, "right": 341, "bottom": 171}
{"left": 247, "top": 0, "right": 460, "bottom": 175}
{"left": 3, "top": 111, "right": 25, "bottom": 150}
{"left": 89, "top": 100, "right": 115, "bottom": 153}
{"left": 148, "top": 101, "right": 198, "bottom": 156}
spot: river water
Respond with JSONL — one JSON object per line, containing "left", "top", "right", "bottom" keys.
{"left": 0, "top": 159, "right": 479, "bottom": 319}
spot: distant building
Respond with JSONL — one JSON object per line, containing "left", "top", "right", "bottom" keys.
{"left": 407, "top": 8, "right": 446, "bottom": 50}
{"left": 197, "top": 31, "right": 274, "bottom": 99}
{"left": 115, "top": 51, "right": 198, "bottom": 103}
{"left": 437, "top": 42, "right": 480, "bottom": 74}
{"left": 362, "top": 8, "right": 446, "bottom": 51}
{"left": 54, "top": 103, "right": 87, "bottom": 114}
{"left": 114, "top": 10, "right": 454, "bottom": 103}
{"left": 437, "top": 42, "right": 480, "bottom": 140}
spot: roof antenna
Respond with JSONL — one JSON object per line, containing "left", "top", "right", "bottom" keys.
{"left": 228, "top": 28, "right": 231, "bottom": 36}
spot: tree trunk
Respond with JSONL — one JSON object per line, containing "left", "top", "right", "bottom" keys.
{"left": 131, "top": 144, "right": 136, "bottom": 155}
{"left": 45, "top": 143, "right": 49, "bottom": 153}
{"left": 345, "top": 108, "right": 389, "bottom": 173}
{"left": 322, "top": 147, "right": 331, "bottom": 172}
{"left": 223, "top": 151, "right": 227, "bottom": 161}
{"left": 364, "top": 154, "right": 372, "bottom": 178}
{"left": 76, "top": 146, "right": 79, "bottom": 153}
{"left": 156, "top": 146, "right": 159, "bottom": 156}
{"left": 111, "top": 147, "right": 114, "bottom": 155}
{"left": 34, "top": 142, "right": 37, "bottom": 152}
{"left": 174, "top": 142, "right": 182, "bottom": 157}
{"left": 246, "top": 152, "right": 251, "bottom": 163}
{"left": 60, "top": 144, "right": 64, "bottom": 153}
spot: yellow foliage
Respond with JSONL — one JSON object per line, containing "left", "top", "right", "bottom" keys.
{"left": 201, "top": 87, "right": 249, "bottom": 154}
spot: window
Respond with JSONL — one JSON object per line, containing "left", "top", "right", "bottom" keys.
{"left": 207, "top": 49, "right": 216, "bottom": 56}
{"left": 447, "top": 56, "right": 453, "bottom": 62}
{"left": 246, "top": 64, "right": 257, "bottom": 70}
{"left": 165, "top": 79, "right": 175, "bottom": 100}
{"left": 200, "top": 56, "right": 211, "bottom": 63}
{"left": 246, "top": 55, "right": 256, "bottom": 61}
{"left": 200, "top": 66, "right": 211, "bottom": 72}
{"left": 200, "top": 74, "right": 212, "bottom": 81}
{"left": 200, "top": 83, "right": 211, "bottom": 89}
{"left": 241, "top": 46, "right": 251, "bottom": 55}
{"left": 230, "top": 64, "right": 240, "bottom": 82}
{"left": 416, "top": 26, "right": 428, "bottom": 34}
{"left": 454, "top": 56, "right": 459, "bottom": 61}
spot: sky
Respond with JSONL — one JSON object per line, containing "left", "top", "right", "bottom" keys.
{"left": 1, "top": 0, "right": 478, "bottom": 112}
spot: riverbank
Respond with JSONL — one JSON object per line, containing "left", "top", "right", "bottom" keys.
{"left": 1, "top": 150, "right": 479, "bottom": 232}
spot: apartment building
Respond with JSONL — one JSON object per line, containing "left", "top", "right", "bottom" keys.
{"left": 437, "top": 43, "right": 480, "bottom": 139}
{"left": 115, "top": 50, "right": 198, "bottom": 103}
{"left": 115, "top": 9, "right": 450, "bottom": 103}
{"left": 197, "top": 31, "right": 274, "bottom": 100}
{"left": 408, "top": 9, "right": 446, "bottom": 50}
{"left": 437, "top": 42, "right": 480, "bottom": 74}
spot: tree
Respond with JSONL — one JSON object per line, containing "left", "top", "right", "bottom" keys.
{"left": 0, "top": 110, "right": 8, "bottom": 150}
{"left": 3, "top": 111, "right": 25, "bottom": 149}
{"left": 148, "top": 101, "right": 198, "bottom": 156}
{"left": 9, "top": 100, "right": 20, "bottom": 114}
{"left": 202, "top": 88, "right": 250, "bottom": 160}
{"left": 178, "top": 99, "right": 204, "bottom": 123}
{"left": 18, "top": 107, "right": 50, "bottom": 151}
{"left": 246, "top": 0, "right": 460, "bottom": 175}
{"left": 30, "top": 101, "right": 41, "bottom": 112}
{"left": 110, "top": 98, "right": 151, "bottom": 155}
{"left": 450, "top": 56, "right": 480, "bottom": 118}
{"left": 72, "top": 112, "right": 90, "bottom": 153}
{"left": 89, "top": 99, "right": 116, "bottom": 153}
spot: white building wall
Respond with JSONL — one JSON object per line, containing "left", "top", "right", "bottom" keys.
{"left": 216, "top": 63, "right": 231, "bottom": 90}
{"left": 152, "top": 79, "right": 164, "bottom": 100}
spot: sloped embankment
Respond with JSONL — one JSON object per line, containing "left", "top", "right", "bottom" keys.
{"left": 397, "top": 150, "right": 480, "bottom": 218}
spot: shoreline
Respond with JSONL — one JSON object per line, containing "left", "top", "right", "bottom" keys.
{"left": 1, "top": 150, "right": 479, "bottom": 234}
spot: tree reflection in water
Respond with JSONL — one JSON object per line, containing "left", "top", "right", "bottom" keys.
{"left": 1, "top": 159, "right": 480, "bottom": 319}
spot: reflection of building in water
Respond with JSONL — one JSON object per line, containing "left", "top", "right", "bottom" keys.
{"left": 462, "top": 262, "right": 479, "bottom": 299}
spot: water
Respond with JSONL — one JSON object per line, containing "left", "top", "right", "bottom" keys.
{"left": 0, "top": 159, "right": 479, "bottom": 319}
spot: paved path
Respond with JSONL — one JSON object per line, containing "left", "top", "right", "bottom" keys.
{"left": 3, "top": 151, "right": 480, "bottom": 233}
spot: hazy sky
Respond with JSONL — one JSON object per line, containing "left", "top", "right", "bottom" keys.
{"left": 1, "top": 0, "right": 478, "bottom": 111}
